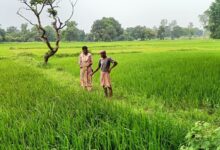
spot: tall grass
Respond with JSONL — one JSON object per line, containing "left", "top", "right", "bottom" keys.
{"left": 0, "top": 60, "right": 187, "bottom": 149}
{"left": 113, "top": 51, "right": 220, "bottom": 108}
{"left": 49, "top": 50, "right": 220, "bottom": 108}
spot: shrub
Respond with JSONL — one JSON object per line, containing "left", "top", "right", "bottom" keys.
{"left": 180, "top": 121, "right": 220, "bottom": 150}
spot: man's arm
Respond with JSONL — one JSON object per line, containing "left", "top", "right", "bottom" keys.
{"left": 91, "top": 60, "right": 101, "bottom": 76}
{"left": 109, "top": 60, "right": 118, "bottom": 73}
{"left": 87, "top": 54, "right": 93, "bottom": 68}
{"left": 91, "top": 66, "right": 100, "bottom": 76}
{"left": 86, "top": 61, "right": 93, "bottom": 68}
{"left": 79, "top": 55, "right": 82, "bottom": 68}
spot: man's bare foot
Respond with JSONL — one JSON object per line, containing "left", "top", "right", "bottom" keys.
{"left": 87, "top": 87, "right": 92, "bottom": 92}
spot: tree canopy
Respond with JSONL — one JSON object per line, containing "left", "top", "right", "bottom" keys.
{"left": 91, "top": 17, "right": 123, "bottom": 41}
{"left": 206, "top": 0, "right": 220, "bottom": 39}
{"left": 0, "top": 26, "right": 6, "bottom": 42}
{"left": 62, "top": 21, "right": 85, "bottom": 41}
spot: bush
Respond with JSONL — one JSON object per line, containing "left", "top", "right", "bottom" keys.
{"left": 180, "top": 121, "right": 220, "bottom": 150}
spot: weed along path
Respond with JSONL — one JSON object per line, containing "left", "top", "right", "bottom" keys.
{"left": 0, "top": 40, "right": 220, "bottom": 149}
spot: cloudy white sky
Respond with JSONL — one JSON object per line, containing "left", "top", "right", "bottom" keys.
{"left": 0, "top": 0, "right": 214, "bottom": 32}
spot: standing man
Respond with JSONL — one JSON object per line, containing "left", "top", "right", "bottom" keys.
{"left": 92, "top": 50, "right": 118, "bottom": 97}
{"left": 79, "top": 46, "right": 93, "bottom": 91}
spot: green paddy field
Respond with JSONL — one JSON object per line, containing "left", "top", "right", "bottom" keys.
{"left": 0, "top": 40, "right": 220, "bottom": 149}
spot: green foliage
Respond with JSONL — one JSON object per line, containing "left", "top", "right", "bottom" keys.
{"left": 1, "top": 40, "right": 220, "bottom": 148}
{"left": 62, "top": 21, "right": 85, "bottom": 41}
{"left": 157, "top": 20, "right": 203, "bottom": 40}
{"left": 30, "top": 0, "right": 44, "bottom": 5}
{"left": 157, "top": 19, "right": 170, "bottom": 40}
{"left": 44, "top": 25, "right": 56, "bottom": 41}
{"left": 157, "top": 25, "right": 166, "bottom": 40}
{"left": 91, "top": 17, "right": 124, "bottom": 41}
{"left": 30, "top": 0, "right": 55, "bottom": 6}
{"left": 123, "top": 26, "right": 156, "bottom": 41}
{"left": 4, "top": 24, "right": 41, "bottom": 42}
{"left": 180, "top": 121, "right": 220, "bottom": 150}
{"left": 5, "top": 26, "right": 21, "bottom": 42}
{"left": 0, "top": 27, "right": 6, "bottom": 42}
{"left": 207, "top": 0, "right": 220, "bottom": 39}
{"left": 3, "top": 16, "right": 204, "bottom": 42}
{"left": 20, "top": 24, "right": 33, "bottom": 42}
{"left": 199, "top": 11, "right": 209, "bottom": 30}
{"left": 84, "top": 33, "right": 94, "bottom": 41}
{"left": 172, "top": 26, "right": 186, "bottom": 39}
{"left": 188, "top": 22, "right": 194, "bottom": 39}
{"left": 30, "top": 26, "right": 41, "bottom": 41}
{"left": 0, "top": 59, "right": 186, "bottom": 149}
{"left": 47, "top": 8, "right": 58, "bottom": 17}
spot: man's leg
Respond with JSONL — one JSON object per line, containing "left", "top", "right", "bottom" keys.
{"left": 103, "top": 86, "right": 108, "bottom": 97}
{"left": 86, "top": 77, "right": 92, "bottom": 92}
{"left": 108, "top": 87, "right": 113, "bottom": 97}
{"left": 80, "top": 69, "right": 84, "bottom": 88}
{"left": 87, "top": 68, "right": 92, "bottom": 92}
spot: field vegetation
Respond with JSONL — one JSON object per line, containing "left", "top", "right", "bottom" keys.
{"left": 0, "top": 40, "right": 220, "bottom": 149}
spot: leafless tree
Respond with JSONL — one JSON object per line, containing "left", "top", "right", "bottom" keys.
{"left": 17, "top": 0, "right": 78, "bottom": 64}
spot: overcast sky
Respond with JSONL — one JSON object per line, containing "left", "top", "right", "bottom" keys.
{"left": 0, "top": 0, "right": 214, "bottom": 32}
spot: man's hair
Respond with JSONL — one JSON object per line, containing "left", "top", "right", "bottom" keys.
{"left": 82, "top": 46, "right": 88, "bottom": 50}
{"left": 100, "top": 50, "right": 106, "bottom": 54}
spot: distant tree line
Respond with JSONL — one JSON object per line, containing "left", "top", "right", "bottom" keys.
{"left": 6, "top": 0, "right": 220, "bottom": 42}
{"left": 0, "top": 17, "right": 204, "bottom": 42}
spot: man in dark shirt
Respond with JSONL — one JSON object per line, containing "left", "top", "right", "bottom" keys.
{"left": 92, "top": 50, "right": 118, "bottom": 97}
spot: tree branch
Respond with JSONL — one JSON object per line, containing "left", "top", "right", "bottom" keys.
{"left": 17, "top": 8, "right": 36, "bottom": 26}
{"left": 48, "top": 2, "right": 60, "bottom": 52}
{"left": 60, "top": 0, "right": 78, "bottom": 29}
{"left": 38, "top": 0, "right": 47, "bottom": 15}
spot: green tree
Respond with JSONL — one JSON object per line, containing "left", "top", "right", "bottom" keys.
{"left": 199, "top": 11, "right": 210, "bottom": 37}
{"left": 193, "top": 28, "right": 203, "bottom": 37}
{"left": 188, "top": 22, "right": 194, "bottom": 39}
{"left": 29, "top": 26, "right": 41, "bottom": 41}
{"left": 122, "top": 26, "right": 156, "bottom": 41}
{"left": 0, "top": 26, "right": 6, "bottom": 42}
{"left": 172, "top": 26, "right": 186, "bottom": 39}
{"left": 169, "top": 20, "right": 178, "bottom": 40}
{"left": 62, "top": 21, "right": 85, "bottom": 41}
{"left": 206, "top": 0, "right": 220, "bottom": 38}
{"left": 78, "top": 30, "right": 86, "bottom": 41}
{"left": 84, "top": 33, "right": 94, "bottom": 42}
{"left": 158, "top": 19, "right": 169, "bottom": 40}
{"left": 131, "top": 26, "right": 147, "bottom": 40}
{"left": 91, "top": 17, "right": 123, "bottom": 41}
{"left": 157, "top": 26, "right": 165, "bottom": 40}
{"left": 199, "top": 11, "right": 209, "bottom": 30}
{"left": 145, "top": 28, "right": 156, "bottom": 40}
{"left": 6, "top": 26, "right": 21, "bottom": 42}
{"left": 44, "top": 26, "right": 56, "bottom": 41}
{"left": 123, "top": 28, "right": 135, "bottom": 41}
{"left": 20, "top": 24, "right": 32, "bottom": 42}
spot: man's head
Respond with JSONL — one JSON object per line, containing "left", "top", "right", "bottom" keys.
{"left": 82, "top": 46, "right": 88, "bottom": 55}
{"left": 100, "top": 50, "right": 107, "bottom": 58}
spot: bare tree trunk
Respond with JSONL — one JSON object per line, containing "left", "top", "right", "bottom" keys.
{"left": 44, "top": 50, "right": 56, "bottom": 64}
